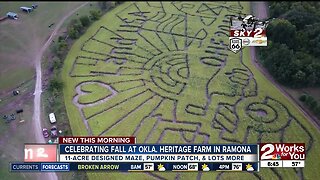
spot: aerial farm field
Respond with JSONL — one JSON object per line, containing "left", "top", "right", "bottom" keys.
{"left": 0, "top": 2, "right": 87, "bottom": 92}
{"left": 62, "top": 2, "right": 320, "bottom": 180}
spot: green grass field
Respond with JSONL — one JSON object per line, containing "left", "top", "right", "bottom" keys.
{"left": 62, "top": 2, "right": 320, "bottom": 179}
{"left": 0, "top": 98, "right": 36, "bottom": 180}
{"left": 0, "top": 2, "right": 85, "bottom": 92}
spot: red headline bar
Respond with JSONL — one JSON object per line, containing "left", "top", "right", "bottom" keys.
{"left": 59, "top": 136, "right": 136, "bottom": 144}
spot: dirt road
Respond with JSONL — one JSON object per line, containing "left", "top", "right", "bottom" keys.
{"left": 250, "top": 2, "right": 320, "bottom": 129}
{"left": 32, "top": 2, "right": 88, "bottom": 180}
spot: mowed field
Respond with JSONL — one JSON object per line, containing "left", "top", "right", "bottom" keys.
{"left": 62, "top": 2, "right": 320, "bottom": 180}
{"left": 0, "top": 2, "right": 85, "bottom": 93}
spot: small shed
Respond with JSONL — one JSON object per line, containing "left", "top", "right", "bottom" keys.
{"left": 20, "top": 7, "right": 33, "bottom": 13}
{"left": 49, "top": 113, "right": 56, "bottom": 124}
{"left": 32, "top": 4, "right": 38, "bottom": 9}
{"left": 6, "top": 12, "right": 18, "bottom": 19}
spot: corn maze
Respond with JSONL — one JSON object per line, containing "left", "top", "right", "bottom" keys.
{"left": 63, "top": 2, "right": 318, "bottom": 180}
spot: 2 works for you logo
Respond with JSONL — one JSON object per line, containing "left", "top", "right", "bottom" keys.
{"left": 24, "top": 144, "right": 57, "bottom": 162}
{"left": 260, "top": 143, "right": 305, "bottom": 160}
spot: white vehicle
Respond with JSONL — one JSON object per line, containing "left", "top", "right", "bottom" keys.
{"left": 49, "top": 113, "right": 56, "bottom": 124}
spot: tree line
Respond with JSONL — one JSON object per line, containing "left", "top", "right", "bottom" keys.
{"left": 49, "top": 2, "right": 120, "bottom": 93}
{"left": 299, "top": 94, "right": 320, "bottom": 118}
{"left": 259, "top": 2, "right": 320, "bottom": 88}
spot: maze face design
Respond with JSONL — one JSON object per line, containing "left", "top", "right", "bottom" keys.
{"left": 67, "top": 2, "right": 314, "bottom": 179}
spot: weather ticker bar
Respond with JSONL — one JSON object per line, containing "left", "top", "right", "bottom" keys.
{"left": 10, "top": 162, "right": 259, "bottom": 172}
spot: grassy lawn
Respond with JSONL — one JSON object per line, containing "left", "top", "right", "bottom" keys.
{"left": 288, "top": 87, "right": 320, "bottom": 102}
{"left": 285, "top": 87, "right": 320, "bottom": 119}
{"left": 0, "top": 98, "right": 36, "bottom": 180}
{"left": 62, "top": 2, "right": 320, "bottom": 180}
{"left": 0, "top": 2, "right": 85, "bottom": 92}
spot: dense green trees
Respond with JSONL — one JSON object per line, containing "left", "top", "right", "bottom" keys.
{"left": 266, "top": 19, "right": 297, "bottom": 49}
{"left": 67, "top": 19, "right": 80, "bottom": 39}
{"left": 48, "top": 76, "right": 64, "bottom": 93}
{"left": 115, "top": 1, "right": 124, "bottom": 6}
{"left": 299, "top": 94, "right": 307, "bottom": 102}
{"left": 260, "top": 2, "right": 320, "bottom": 88}
{"left": 299, "top": 93, "right": 320, "bottom": 118}
{"left": 98, "top": 2, "right": 115, "bottom": 11}
{"left": 66, "top": 2, "right": 120, "bottom": 40}
{"left": 269, "top": 2, "right": 290, "bottom": 18}
{"left": 79, "top": 16, "right": 91, "bottom": 27}
{"left": 52, "top": 57, "right": 62, "bottom": 70}
{"left": 89, "top": 10, "right": 101, "bottom": 20}
{"left": 52, "top": 38, "right": 68, "bottom": 59}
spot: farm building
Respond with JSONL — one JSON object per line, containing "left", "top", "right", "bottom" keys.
{"left": 6, "top": 12, "right": 18, "bottom": 19}
{"left": 32, "top": 4, "right": 38, "bottom": 9}
{"left": 20, "top": 6, "right": 33, "bottom": 13}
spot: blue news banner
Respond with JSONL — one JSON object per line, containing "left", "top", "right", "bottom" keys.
{"left": 11, "top": 144, "right": 259, "bottom": 172}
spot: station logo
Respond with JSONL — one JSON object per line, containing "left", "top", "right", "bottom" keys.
{"left": 229, "top": 14, "right": 271, "bottom": 53}
{"left": 229, "top": 38, "right": 242, "bottom": 53}
{"left": 260, "top": 143, "right": 305, "bottom": 160}
{"left": 24, "top": 144, "right": 57, "bottom": 162}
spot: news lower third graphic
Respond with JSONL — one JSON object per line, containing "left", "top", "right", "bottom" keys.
{"left": 10, "top": 137, "right": 305, "bottom": 172}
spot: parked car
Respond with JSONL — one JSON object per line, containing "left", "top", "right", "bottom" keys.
{"left": 49, "top": 113, "right": 56, "bottom": 124}
{"left": 50, "top": 126, "right": 58, "bottom": 138}
{"left": 13, "top": 90, "right": 20, "bottom": 96}
{"left": 42, "top": 128, "right": 49, "bottom": 138}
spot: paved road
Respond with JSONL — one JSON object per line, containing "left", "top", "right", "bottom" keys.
{"left": 32, "top": 3, "right": 89, "bottom": 180}
{"left": 250, "top": 2, "right": 320, "bottom": 130}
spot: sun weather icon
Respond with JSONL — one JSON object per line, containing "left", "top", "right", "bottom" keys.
{"left": 158, "top": 163, "right": 166, "bottom": 171}
{"left": 202, "top": 164, "right": 210, "bottom": 171}
{"left": 246, "top": 164, "right": 254, "bottom": 171}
